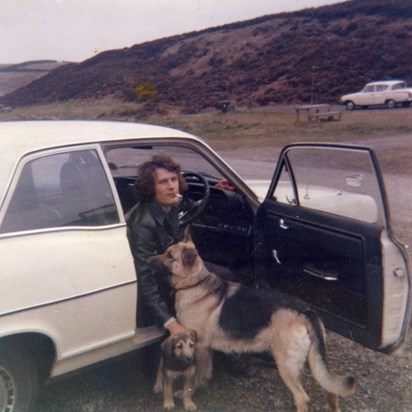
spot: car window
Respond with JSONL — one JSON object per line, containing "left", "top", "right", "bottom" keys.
{"left": 363, "top": 85, "right": 374, "bottom": 93}
{"left": 376, "top": 85, "right": 387, "bottom": 92}
{"left": 0, "top": 149, "right": 119, "bottom": 234}
{"left": 272, "top": 147, "right": 384, "bottom": 224}
{"left": 392, "top": 82, "right": 405, "bottom": 90}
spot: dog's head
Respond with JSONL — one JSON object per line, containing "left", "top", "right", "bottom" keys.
{"left": 149, "top": 228, "right": 205, "bottom": 288}
{"left": 161, "top": 329, "right": 197, "bottom": 366}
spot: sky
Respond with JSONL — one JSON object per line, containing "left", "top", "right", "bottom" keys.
{"left": 0, "top": 0, "right": 346, "bottom": 64}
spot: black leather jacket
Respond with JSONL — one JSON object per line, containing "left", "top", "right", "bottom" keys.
{"left": 126, "top": 201, "right": 185, "bottom": 328}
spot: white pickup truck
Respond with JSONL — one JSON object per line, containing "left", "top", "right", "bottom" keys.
{"left": 340, "top": 80, "right": 412, "bottom": 110}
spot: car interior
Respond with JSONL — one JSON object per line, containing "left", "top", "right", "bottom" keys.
{"left": 104, "top": 143, "right": 256, "bottom": 284}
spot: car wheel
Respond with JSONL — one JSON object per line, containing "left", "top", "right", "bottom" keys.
{"left": 0, "top": 344, "right": 39, "bottom": 412}
{"left": 345, "top": 101, "right": 355, "bottom": 110}
{"left": 386, "top": 99, "right": 396, "bottom": 109}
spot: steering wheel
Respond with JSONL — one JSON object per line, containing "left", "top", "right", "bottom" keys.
{"left": 178, "top": 172, "right": 210, "bottom": 226}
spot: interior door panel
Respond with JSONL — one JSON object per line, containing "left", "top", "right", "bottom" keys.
{"left": 256, "top": 203, "right": 383, "bottom": 346}
{"left": 255, "top": 144, "right": 410, "bottom": 353}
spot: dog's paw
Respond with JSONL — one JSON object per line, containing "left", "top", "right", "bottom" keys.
{"left": 183, "top": 400, "right": 197, "bottom": 411}
{"left": 195, "top": 376, "right": 210, "bottom": 388}
{"left": 184, "top": 401, "right": 197, "bottom": 411}
{"left": 153, "top": 383, "right": 163, "bottom": 394}
{"left": 163, "top": 400, "right": 175, "bottom": 410}
{"left": 173, "top": 389, "right": 183, "bottom": 399}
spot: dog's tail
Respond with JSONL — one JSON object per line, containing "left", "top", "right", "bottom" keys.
{"left": 303, "top": 309, "right": 356, "bottom": 397}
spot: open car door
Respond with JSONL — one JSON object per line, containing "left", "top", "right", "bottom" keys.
{"left": 255, "top": 143, "right": 410, "bottom": 353}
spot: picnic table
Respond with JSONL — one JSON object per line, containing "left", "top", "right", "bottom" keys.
{"left": 295, "top": 104, "right": 343, "bottom": 123}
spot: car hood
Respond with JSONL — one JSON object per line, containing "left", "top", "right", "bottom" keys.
{"left": 340, "top": 92, "right": 358, "bottom": 101}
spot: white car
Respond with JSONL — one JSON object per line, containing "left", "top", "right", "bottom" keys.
{"left": 340, "top": 80, "right": 412, "bottom": 110}
{"left": 0, "top": 121, "right": 410, "bottom": 411}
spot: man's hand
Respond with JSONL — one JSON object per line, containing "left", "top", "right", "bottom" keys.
{"left": 167, "top": 319, "right": 187, "bottom": 335}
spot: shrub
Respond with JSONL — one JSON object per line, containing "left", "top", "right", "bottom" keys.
{"left": 134, "top": 82, "right": 158, "bottom": 101}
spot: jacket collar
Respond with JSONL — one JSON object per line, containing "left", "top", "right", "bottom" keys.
{"left": 148, "top": 201, "right": 179, "bottom": 227}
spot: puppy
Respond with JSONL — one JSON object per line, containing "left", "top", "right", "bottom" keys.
{"left": 153, "top": 330, "right": 198, "bottom": 411}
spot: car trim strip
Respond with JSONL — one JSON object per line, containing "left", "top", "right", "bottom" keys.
{"left": 0, "top": 279, "right": 137, "bottom": 318}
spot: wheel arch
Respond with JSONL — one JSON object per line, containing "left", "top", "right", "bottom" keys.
{"left": 0, "top": 333, "right": 56, "bottom": 384}
{"left": 385, "top": 99, "right": 396, "bottom": 108}
{"left": 344, "top": 100, "right": 356, "bottom": 110}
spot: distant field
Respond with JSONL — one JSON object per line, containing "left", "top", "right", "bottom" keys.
{"left": 2, "top": 99, "right": 412, "bottom": 142}
{"left": 0, "top": 61, "right": 68, "bottom": 96}
{"left": 1, "top": 100, "right": 411, "bottom": 173}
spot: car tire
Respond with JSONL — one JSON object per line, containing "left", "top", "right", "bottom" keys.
{"left": 0, "top": 344, "right": 39, "bottom": 412}
{"left": 386, "top": 99, "right": 396, "bottom": 109}
{"left": 345, "top": 101, "right": 355, "bottom": 110}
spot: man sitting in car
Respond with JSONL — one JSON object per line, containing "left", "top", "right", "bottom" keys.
{"left": 126, "top": 154, "right": 250, "bottom": 375}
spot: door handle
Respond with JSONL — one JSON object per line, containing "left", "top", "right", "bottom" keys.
{"left": 279, "top": 219, "right": 289, "bottom": 230}
{"left": 272, "top": 249, "right": 281, "bottom": 264}
{"left": 303, "top": 267, "right": 339, "bottom": 281}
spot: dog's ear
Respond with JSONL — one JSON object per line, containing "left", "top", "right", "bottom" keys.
{"left": 183, "top": 226, "right": 192, "bottom": 243}
{"left": 182, "top": 247, "right": 198, "bottom": 267}
{"left": 188, "top": 329, "right": 197, "bottom": 343}
{"left": 161, "top": 336, "right": 175, "bottom": 354}
{"left": 147, "top": 255, "right": 160, "bottom": 267}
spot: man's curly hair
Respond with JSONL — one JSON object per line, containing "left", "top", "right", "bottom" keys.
{"left": 133, "top": 154, "right": 188, "bottom": 203}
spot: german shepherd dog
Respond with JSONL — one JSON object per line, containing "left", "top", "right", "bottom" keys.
{"left": 150, "top": 231, "right": 355, "bottom": 412}
{"left": 153, "top": 330, "right": 198, "bottom": 411}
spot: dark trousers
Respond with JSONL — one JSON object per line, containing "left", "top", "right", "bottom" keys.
{"left": 205, "top": 261, "right": 235, "bottom": 282}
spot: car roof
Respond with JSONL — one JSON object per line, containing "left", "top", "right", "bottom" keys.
{"left": 0, "top": 120, "right": 200, "bottom": 197}
{"left": 365, "top": 80, "right": 404, "bottom": 86}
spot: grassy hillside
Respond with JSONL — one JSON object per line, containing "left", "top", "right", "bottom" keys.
{"left": 1, "top": 0, "right": 411, "bottom": 114}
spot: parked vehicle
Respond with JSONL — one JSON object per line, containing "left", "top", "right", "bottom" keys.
{"left": 0, "top": 121, "right": 410, "bottom": 411}
{"left": 340, "top": 80, "right": 412, "bottom": 110}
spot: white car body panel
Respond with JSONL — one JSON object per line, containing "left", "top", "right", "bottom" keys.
{"left": 1, "top": 227, "right": 134, "bottom": 313}
{"left": 380, "top": 231, "right": 411, "bottom": 349}
{"left": 0, "top": 226, "right": 147, "bottom": 375}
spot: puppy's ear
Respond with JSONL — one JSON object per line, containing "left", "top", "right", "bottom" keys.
{"left": 189, "top": 329, "right": 197, "bottom": 343}
{"left": 161, "top": 336, "right": 175, "bottom": 354}
{"left": 183, "top": 226, "right": 192, "bottom": 243}
{"left": 182, "top": 247, "right": 198, "bottom": 267}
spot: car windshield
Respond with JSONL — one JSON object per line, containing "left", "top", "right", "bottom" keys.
{"left": 104, "top": 144, "right": 224, "bottom": 181}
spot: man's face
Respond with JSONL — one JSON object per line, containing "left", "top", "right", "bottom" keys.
{"left": 153, "top": 168, "right": 180, "bottom": 211}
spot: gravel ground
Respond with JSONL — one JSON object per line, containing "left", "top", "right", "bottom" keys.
{"left": 35, "top": 135, "right": 412, "bottom": 412}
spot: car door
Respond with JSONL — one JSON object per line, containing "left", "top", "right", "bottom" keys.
{"left": 357, "top": 85, "right": 376, "bottom": 106}
{"left": 374, "top": 84, "right": 389, "bottom": 105}
{"left": 255, "top": 143, "right": 410, "bottom": 353}
{"left": 0, "top": 145, "right": 140, "bottom": 373}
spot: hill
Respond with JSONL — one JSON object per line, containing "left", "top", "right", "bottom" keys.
{"left": 0, "top": 60, "right": 69, "bottom": 97}
{"left": 1, "top": 0, "right": 411, "bottom": 114}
